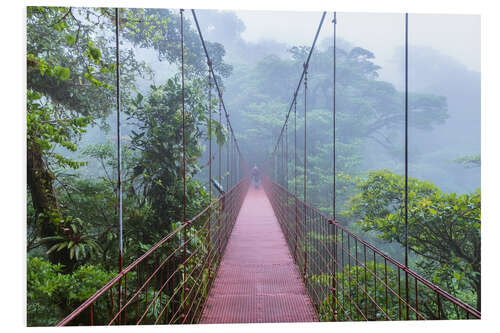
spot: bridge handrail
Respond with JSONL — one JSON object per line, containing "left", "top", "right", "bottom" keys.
{"left": 57, "top": 223, "right": 186, "bottom": 326}
{"left": 56, "top": 178, "right": 249, "bottom": 326}
{"left": 266, "top": 177, "right": 481, "bottom": 319}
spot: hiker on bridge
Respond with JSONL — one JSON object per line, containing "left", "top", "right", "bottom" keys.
{"left": 251, "top": 165, "right": 261, "bottom": 189}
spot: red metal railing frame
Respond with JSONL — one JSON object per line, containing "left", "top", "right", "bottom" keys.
{"left": 56, "top": 178, "right": 249, "bottom": 326}
{"left": 263, "top": 176, "right": 480, "bottom": 320}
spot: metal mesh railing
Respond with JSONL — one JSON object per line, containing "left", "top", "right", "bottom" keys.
{"left": 56, "top": 179, "right": 249, "bottom": 326}
{"left": 263, "top": 177, "right": 480, "bottom": 321}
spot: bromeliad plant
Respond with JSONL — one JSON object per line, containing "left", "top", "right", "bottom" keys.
{"left": 43, "top": 217, "right": 103, "bottom": 261}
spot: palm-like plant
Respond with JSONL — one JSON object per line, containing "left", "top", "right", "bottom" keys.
{"left": 43, "top": 218, "right": 102, "bottom": 261}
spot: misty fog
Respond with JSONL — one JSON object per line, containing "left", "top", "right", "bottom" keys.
{"left": 26, "top": 7, "right": 482, "bottom": 325}
{"left": 192, "top": 10, "right": 480, "bottom": 193}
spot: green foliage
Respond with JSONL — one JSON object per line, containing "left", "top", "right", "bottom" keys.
{"left": 311, "top": 261, "right": 471, "bottom": 321}
{"left": 346, "top": 169, "right": 480, "bottom": 309}
{"left": 54, "top": 147, "right": 154, "bottom": 269}
{"left": 26, "top": 5, "right": 233, "bottom": 326}
{"left": 43, "top": 217, "right": 103, "bottom": 261}
{"left": 27, "top": 89, "right": 90, "bottom": 169}
{"left": 122, "top": 8, "right": 232, "bottom": 79}
{"left": 226, "top": 44, "right": 448, "bottom": 218}
{"left": 26, "top": 5, "right": 475, "bottom": 326}
{"left": 27, "top": 7, "right": 141, "bottom": 115}
{"left": 453, "top": 154, "right": 481, "bottom": 168}
{"left": 167, "top": 214, "right": 217, "bottom": 323}
{"left": 28, "top": 54, "right": 72, "bottom": 80}
{"left": 27, "top": 256, "right": 115, "bottom": 326}
{"left": 311, "top": 262, "right": 399, "bottom": 321}
{"left": 126, "top": 77, "right": 213, "bottom": 232}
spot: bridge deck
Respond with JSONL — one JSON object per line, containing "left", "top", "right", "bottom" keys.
{"left": 200, "top": 186, "right": 318, "bottom": 324}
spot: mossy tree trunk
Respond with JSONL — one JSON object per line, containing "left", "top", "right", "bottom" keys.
{"left": 27, "top": 141, "right": 76, "bottom": 273}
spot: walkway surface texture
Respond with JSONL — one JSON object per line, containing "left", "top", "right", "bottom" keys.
{"left": 200, "top": 186, "right": 318, "bottom": 324}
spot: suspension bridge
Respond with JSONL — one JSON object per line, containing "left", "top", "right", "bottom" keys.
{"left": 56, "top": 9, "right": 481, "bottom": 326}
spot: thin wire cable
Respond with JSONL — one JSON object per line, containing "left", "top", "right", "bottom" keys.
{"left": 294, "top": 96, "right": 298, "bottom": 259}
{"left": 303, "top": 63, "right": 308, "bottom": 278}
{"left": 114, "top": 7, "right": 123, "bottom": 324}
{"left": 304, "top": 63, "right": 308, "bottom": 206}
{"left": 181, "top": 9, "right": 186, "bottom": 222}
{"left": 114, "top": 7, "right": 123, "bottom": 272}
{"left": 208, "top": 60, "right": 212, "bottom": 202}
{"left": 226, "top": 121, "right": 230, "bottom": 190}
{"left": 270, "top": 11, "right": 327, "bottom": 157}
{"left": 404, "top": 13, "right": 409, "bottom": 268}
{"left": 404, "top": 12, "right": 410, "bottom": 321}
{"left": 332, "top": 11, "right": 338, "bottom": 321}
{"left": 208, "top": 60, "right": 212, "bottom": 246}
{"left": 332, "top": 11, "right": 337, "bottom": 222}
{"left": 218, "top": 98, "right": 222, "bottom": 186}
{"left": 285, "top": 122, "right": 288, "bottom": 192}
{"left": 191, "top": 10, "right": 245, "bottom": 163}
{"left": 180, "top": 8, "right": 187, "bottom": 317}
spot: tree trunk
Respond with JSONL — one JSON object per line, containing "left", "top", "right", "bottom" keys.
{"left": 27, "top": 141, "right": 76, "bottom": 273}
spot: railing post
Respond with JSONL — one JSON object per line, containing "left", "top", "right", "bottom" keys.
{"left": 303, "top": 62, "right": 308, "bottom": 281}
{"left": 285, "top": 123, "right": 289, "bottom": 220}
{"left": 293, "top": 97, "right": 298, "bottom": 261}
{"left": 329, "top": 219, "right": 338, "bottom": 321}
{"left": 226, "top": 130, "right": 230, "bottom": 191}
{"left": 218, "top": 98, "right": 222, "bottom": 188}
{"left": 208, "top": 59, "right": 212, "bottom": 249}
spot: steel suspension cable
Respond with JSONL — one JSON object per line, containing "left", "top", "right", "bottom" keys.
{"left": 230, "top": 137, "right": 233, "bottom": 187}
{"left": 114, "top": 7, "right": 123, "bottom": 274}
{"left": 218, "top": 99, "right": 222, "bottom": 186}
{"left": 285, "top": 122, "right": 288, "bottom": 192}
{"left": 404, "top": 11, "right": 410, "bottom": 321}
{"left": 235, "top": 137, "right": 239, "bottom": 182}
{"left": 232, "top": 137, "right": 235, "bottom": 186}
{"left": 283, "top": 136, "right": 285, "bottom": 187}
{"left": 208, "top": 60, "right": 212, "bottom": 202}
{"left": 114, "top": 8, "right": 124, "bottom": 324}
{"left": 270, "top": 12, "right": 326, "bottom": 158}
{"left": 207, "top": 60, "right": 212, "bottom": 248}
{"left": 225, "top": 113, "right": 230, "bottom": 190}
{"left": 294, "top": 96, "right": 298, "bottom": 259}
{"left": 234, "top": 137, "right": 237, "bottom": 185}
{"left": 303, "top": 63, "right": 308, "bottom": 278}
{"left": 303, "top": 63, "right": 308, "bottom": 206}
{"left": 331, "top": 11, "right": 338, "bottom": 321}
{"left": 191, "top": 9, "right": 245, "bottom": 165}
{"left": 179, "top": 8, "right": 188, "bottom": 317}
{"left": 332, "top": 11, "right": 337, "bottom": 222}
{"left": 180, "top": 8, "right": 186, "bottom": 223}
{"left": 404, "top": 13, "right": 409, "bottom": 269}
{"left": 234, "top": 136, "right": 237, "bottom": 185}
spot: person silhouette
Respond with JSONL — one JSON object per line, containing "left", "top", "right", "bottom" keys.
{"left": 251, "top": 165, "right": 260, "bottom": 189}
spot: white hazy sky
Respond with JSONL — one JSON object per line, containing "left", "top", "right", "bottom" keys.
{"left": 235, "top": 11, "right": 480, "bottom": 76}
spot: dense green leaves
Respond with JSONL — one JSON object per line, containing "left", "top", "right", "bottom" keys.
{"left": 122, "top": 8, "right": 232, "bottom": 80}
{"left": 27, "top": 256, "right": 115, "bottom": 326}
{"left": 126, "top": 77, "right": 216, "bottom": 232}
{"left": 27, "top": 90, "right": 90, "bottom": 169}
{"left": 27, "top": 6, "right": 232, "bottom": 326}
{"left": 346, "top": 170, "right": 480, "bottom": 309}
{"left": 225, "top": 44, "right": 448, "bottom": 215}
{"left": 26, "top": 5, "right": 479, "bottom": 325}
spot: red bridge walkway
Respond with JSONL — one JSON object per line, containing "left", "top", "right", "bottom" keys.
{"left": 200, "top": 186, "right": 318, "bottom": 324}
